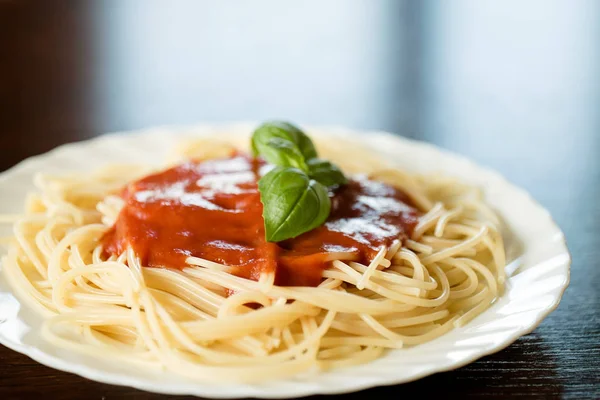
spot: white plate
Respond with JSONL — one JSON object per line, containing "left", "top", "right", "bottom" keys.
{"left": 0, "top": 124, "right": 570, "bottom": 398}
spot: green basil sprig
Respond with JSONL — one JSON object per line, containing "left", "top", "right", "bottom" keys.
{"left": 252, "top": 121, "right": 348, "bottom": 242}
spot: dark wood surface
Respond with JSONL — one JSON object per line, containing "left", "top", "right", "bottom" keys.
{"left": 1, "top": 1, "right": 599, "bottom": 399}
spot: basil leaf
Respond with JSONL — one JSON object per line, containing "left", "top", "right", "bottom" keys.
{"left": 258, "top": 166, "right": 331, "bottom": 242}
{"left": 307, "top": 158, "right": 348, "bottom": 188}
{"left": 251, "top": 121, "right": 318, "bottom": 170}
{"left": 256, "top": 136, "right": 308, "bottom": 171}
{"left": 278, "top": 121, "right": 318, "bottom": 160}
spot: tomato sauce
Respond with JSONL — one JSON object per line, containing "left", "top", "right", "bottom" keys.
{"left": 102, "top": 155, "right": 419, "bottom": 287}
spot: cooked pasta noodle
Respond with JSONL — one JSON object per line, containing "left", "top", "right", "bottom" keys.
{"left": 0, "top": 137, "right": 505, "bottom": 382}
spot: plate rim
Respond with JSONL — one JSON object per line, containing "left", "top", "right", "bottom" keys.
{"left": 0, "top": 123, "right": 571, "bottom": 398}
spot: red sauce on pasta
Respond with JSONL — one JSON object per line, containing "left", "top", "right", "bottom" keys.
{"left": 102, "top": 155, "right": 419, "bottom": 287}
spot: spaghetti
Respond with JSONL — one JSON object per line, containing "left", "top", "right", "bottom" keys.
{"left": 1, "top": 135, "right": 505, "bottom": 383}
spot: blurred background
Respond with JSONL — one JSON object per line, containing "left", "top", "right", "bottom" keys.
{"left": 2, "top": 1, "right": 599, "bottom": 201}
{"left": 1, "top": 0, "right": 599, "bottom": 398}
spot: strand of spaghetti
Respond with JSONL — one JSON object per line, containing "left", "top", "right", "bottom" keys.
{"left": 359, "top": 314, "right": 404, "bottom": 342}
{"left": 378, "top": 310, "right": 450, "bottom": 328}
{"left": 184, "top": 266, "right": 417, "bottom": 314}
{"left": 412, "top": 202, "right": 444, "bottom": 239}
{"left": 148, "top": 288, "right": 274, "bottom": 357}
{"left": 432, "top": 260, "right": 479, "bottom": 300}
{"left": 40, "top": 321, "right": 163, "bottom": 369}
{"left": 186, "top": 256, "right": 234, "bottom": 272}
{"left": 281, "top": 326, "right": 295, "bottom": 348}
{"left": 448, "top": 274, "right": 478, "bottom": 299}
{"left": 452, "top": 198, "right": 500, "bottom": 226}
{"left": 445, "top": 257, "right": 498, "bottom": 298}
{"left": 330, "top": 311, "right": 446, "bottom": 337}
{"left": 356, "top": 246, "right": 387, "bottom": 290}
{"left": 420, "top": 226, "right": 488, "bottom": 265}
{"left": 52, "top": 263, "right": 138, "bottom": 312}
{"left": 24, "top": 193, "right": 45, "bottom": 214}
{"left": 317, "top": 277, "right": 343, "bottom": 290}
{"left": 134, "top": 256, "right": 228, "bottom": 359}
{"left": 158, "top": 342, "right": 316, "bottom": 383}
{"left": 404, "top": 239, "right": 433, "bottom": 255}
{"left": 434, "top": 206, "right": 463, "bottom": 237}
{"left": 340, "top": 306, "right": 433, "bottom": 321}
{"left": 443, "top": 222, "right": 486, "bottom": 237}
{"left": 333, "top": 314, "right": 460, "bottom": 347}
{"left": 53, "top": 303, "right": 316, "bottom": 366}
{"left": 150, "top": 302, "right": 303, "bottom": 365}
{"left": 300, "top": 317, "right": 317, "bottom": 359}
{"left": 480, "top": 223, "right": 506, "bottom": 285}
{"left": 442, "top": 273, "right": 471, "bottom": 292}
{"left": 323, "top": 264, "right": 450, "bottom": 307}
{"left": 146, "top": 288, "right": 213, "bottom": 354}
{"left": 387, "top": 265, "right": 425, "bottom": 278}
{"left": 317, "top": 345, "right": 362, "bottom": 360}
{"left": 258, "top": 271, "right": 275, "bottom": 293}
{"left": 126, "top": 248, "right": 146, "bottom": 288}
{"left": 32, "top": 280, "right": 52, "bottom": 289}
{"left": 378, "top": 258, "right": 392, "bottom": 268}
{"left": 149, "top": 288, "right": 214, "bottom": 322}
{"left": 69, "top": 292, "right": 129, "bottom": 306}
{"left": 449, "top": 286, "right": 490, "bottom": 313}
{"left": 481, "top": 227, "right": 506, "bottom": 283}
{"left": 34, "top": 219, "right": 59, "bottom": 260}
{"left": 2, "top": 246, "right": 56, "bottom": 314}
{"left": 321, "top": 250, "right": 360, "bottom": 262}
{"left": 329, "top": 260, "right": 363, "bottom": 282}
{"left": 218, "top": 291, "right": 272, "bottom": 318}
{"left": 421, "top": 236, "right": 465, "bottom": 248}
{"left": 319, "top": 336, "right": 404, "bottom": 349}
{"left": 45, "top": 308, "right": 139, "bottom": 326}
{"left": 69, "top": 245, "right": 115, "bottom": 296}
{"left": 127, "top": 287, "right": 165, "bottom": 361}
{"left": 342, "top": 261, "right": 438, "bottom": 290}
{"left": 45, "top": 216, "right": 73, "bottom": 245}
{"left": 14, "top": 217, "right": 50, "bottom": 278}
{"left": 47, "top": 224, "right": 105, "bottom": 284}
{"left": 139, "top": 288, "right": 187, "bottom": 366}
{"left": 145, "top": 313, "right": 337, "bottom": 382}
{"left": 144, "top": 268, "right": 227, "bottom": 314}
{"left": 458, "top": 219, "right": 505, "bottom": 274}
{"left": 385, "top": 239, "right": 402, "bottom": 259}
{"left": 323, "top": 269, "right": 432, "bottom": 298}
{"left": 393, "top": 249, "right": 428, "bottom": 296}
{"left": 454, "top": 292, "right": 495, "bottom": 327}
{"left": 82, "top": 326, "right": 150, "bottom": 357}
{"left": 318, "top": 346, "right": 384, "bottom": 371}
{"left": 178, "top": 302, "right": 320, "bottom": 341}
{"left": 91, "top": 243, "right": 106, "bottom": 263}
{"left": 93, "top": 325, "right": 139, "bottom": 343}
{"left": 268, "top": 298, "right": 286, "bottom": 350}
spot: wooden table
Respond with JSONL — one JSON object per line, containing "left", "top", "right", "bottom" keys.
{"left": 1, "top": 1, "right": 598, "bottom": 399}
